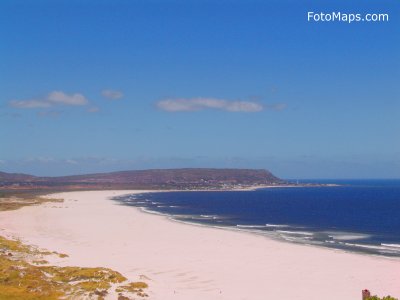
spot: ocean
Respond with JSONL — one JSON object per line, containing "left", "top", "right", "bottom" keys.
{"left": 114, "top": 179, "right": 400, "bottom": 257}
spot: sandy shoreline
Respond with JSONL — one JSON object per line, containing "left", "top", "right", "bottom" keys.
{"left": 0, "top": 190, "right": 399, "bottom": 299}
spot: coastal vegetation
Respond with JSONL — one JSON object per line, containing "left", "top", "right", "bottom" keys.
{"left": 0, "top": 195, "right": 149, "bottom": 299}
{"left": 0, "top": 235, "right": 149, "bottom": 299}
{"left": 367, "top": 296, "right": 398, "bottom": 300}
{"left": 0, "top": 194, "right": 62, "bottom": 211}
{"left": 116, "top": 282, "right": 149, "bottom": 297}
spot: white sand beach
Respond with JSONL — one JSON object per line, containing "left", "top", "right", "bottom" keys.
{"left": 0, "top": 190, "right": 399, "bottom": 300}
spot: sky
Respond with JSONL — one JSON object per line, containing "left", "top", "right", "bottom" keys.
{"left": 1, "top": 0, "right": 399, "bottom": 178}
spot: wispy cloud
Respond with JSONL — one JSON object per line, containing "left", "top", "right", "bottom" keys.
{"left": 9, "top": 91, "right": 89, "bottom": 109}
{"left": 265, "top": 103, "right": 287, "bottom": 111}
{"left": 0, "top": 112, "right": 22, "bottom": 119}
{"left": 10, "top": 99, "right": 52, "bottom": 109}
{"left": 156, "top": 97, "right": 284, "bottom": 113}
{"left": 101, "top": 89, "right": 124, "bottom": 100}
{"left": 37, "top": 110, "right": 62, "bottom": 118}
{"left": 24, "top": 157, "right": 56, "bottom": 163}
{"left": 65, "top": 159, "right": 78, "bottom": 165}
{"left": 87, "top": 106, "right": 100, "bottom": 113}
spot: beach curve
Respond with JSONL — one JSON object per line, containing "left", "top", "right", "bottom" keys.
{"left": 0, "top": 190, "right": 399, "bottom": 300}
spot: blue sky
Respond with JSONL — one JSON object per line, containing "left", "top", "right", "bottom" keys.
{"left": 1, "top": 0, "right": 399, "bottom": 178}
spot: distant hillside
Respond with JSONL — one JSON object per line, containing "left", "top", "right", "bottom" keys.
{"left": 0, "top": 171, "right": 37, "bottom": 181}
{"left": 0, "top": 168, "right": 283, "bottom": 191}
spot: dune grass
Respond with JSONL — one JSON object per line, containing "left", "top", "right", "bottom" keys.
{"left": 116, "top": 281, "right": 149, "bottom": 297}
{"left": 0, "top": 235, "right": 127, "bottom": 299}
{"left": 367, "top": 296, "right": 398, "bottom": 300}
{"left": 0, "top": 194, "right": 63, "bottom": 212}
{"left": 0, "top": 233, "right": 148, "bottom": 299}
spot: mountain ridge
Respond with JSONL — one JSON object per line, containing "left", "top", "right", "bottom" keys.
{"left": 0, "top": 168, "right": 283, "bottom": 191}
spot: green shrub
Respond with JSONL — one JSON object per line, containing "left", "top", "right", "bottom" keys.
{"left": 367, "top": 296, "right": 398, "bottom": 300}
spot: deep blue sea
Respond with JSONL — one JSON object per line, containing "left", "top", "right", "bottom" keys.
{"left": 114, "top": 179, "right": 400, "bottom": 257}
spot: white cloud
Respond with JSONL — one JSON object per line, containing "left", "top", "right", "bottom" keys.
{"left": 9, "top": 91, "right": 89, "bottom": 109}
{"left": 224, "top": 101, "right": 264, "bottom": 112}
{"left": 156, "top": 97, "right": 268, "bottom": 112}
{"left": 157, "top": 98, "right": 220, "bottom": 112}
{"left": 47, "top": 91, "right": 88, "bottom": 105}
{"left": 101, "top": 89, "right": 124, "bottom": 100}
